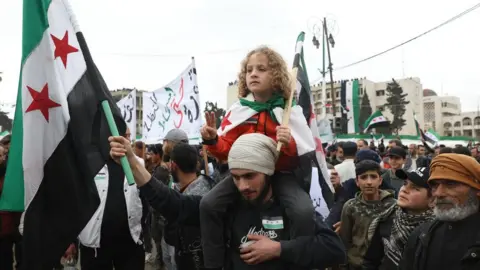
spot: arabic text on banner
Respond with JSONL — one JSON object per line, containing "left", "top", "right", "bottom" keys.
{"left": 142, "top": 61, "right": 201, "bottom": 143}
{"left": 116, "top": 89, "right": 137, "bottom": 141}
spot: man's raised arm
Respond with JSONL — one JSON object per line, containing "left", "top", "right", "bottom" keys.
{"left": 109, "top": 136, "right": 202, "bottom": 225}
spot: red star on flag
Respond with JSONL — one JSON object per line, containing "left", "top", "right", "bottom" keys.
{"left": 51, "top": 30, "right": 79, "bottom": 68}
{"left": 25, "top": 83, "right": 61, "bottom": 122}
{"left": 221, "top": 111, "right": 232, "bottom": 131}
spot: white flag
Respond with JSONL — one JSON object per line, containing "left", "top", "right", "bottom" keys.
{"left": 142, "top": 60, "right": 201, "bottom": 143}
{"left": 116, "top": 89, "right": 136, "bottom": 141}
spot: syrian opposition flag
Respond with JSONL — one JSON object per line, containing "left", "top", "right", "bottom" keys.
{"left": 0, "top": 0, "right": 125, "bottom": 268}
{"left": 293, "top": 32, "right": 334, "bottom": 207}
{"left": 363, "top": 110, "right": 389, "bottom": 132}
{"left": 340, "top": 80, "right": 360, "bottom": 134}
{"left": 424, "top": 128, "right": 440, "bottom": 145}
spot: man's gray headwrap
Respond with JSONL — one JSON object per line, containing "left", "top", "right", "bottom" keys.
{"left": 228, "top": 133, "right": 279, "bottom": 175}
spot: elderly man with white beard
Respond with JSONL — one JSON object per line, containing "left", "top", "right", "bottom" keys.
{"left": 399, "top": 153, "right": 480, "bottom": 270}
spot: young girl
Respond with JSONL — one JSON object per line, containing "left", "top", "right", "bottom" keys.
{"left": 199, "top": 46, "right": 316, "bottom": 268}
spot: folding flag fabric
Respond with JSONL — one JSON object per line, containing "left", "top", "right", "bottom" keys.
{"left": 363, "top": 110, "right": 389, "bottom": 132}
{"left": 424, "top": 128, "right": 440, "bottom": 145}
{"left": 0, "top": 0, "right": 125, "bottom": 268}
{"left": 292, "top": 32, "right": 334, "bottom": 207}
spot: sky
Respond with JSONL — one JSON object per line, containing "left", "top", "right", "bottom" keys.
{"left": 1, "top": 0, "right": 480, "bottom": 112}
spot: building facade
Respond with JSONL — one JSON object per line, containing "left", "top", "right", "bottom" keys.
{"left": 421, "top": 89, "right": 461, "bottom": 135}
{"left": 442, "top": 112, "right": 480, "bottom": 138}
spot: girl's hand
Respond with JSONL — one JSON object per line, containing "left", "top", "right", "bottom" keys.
{"left": 201, "top": 112, "right": 218, "bottom": 140}
{"left": 276, "top": 126, "right": 291, "bottom": 146}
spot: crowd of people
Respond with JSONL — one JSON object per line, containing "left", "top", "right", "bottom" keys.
{"left": 0, "top": 45, "right": 479, "bottom": 270}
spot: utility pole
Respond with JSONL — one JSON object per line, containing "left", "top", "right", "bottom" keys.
{"left": 323, "top": 18, "right": 337, "bottom": 133}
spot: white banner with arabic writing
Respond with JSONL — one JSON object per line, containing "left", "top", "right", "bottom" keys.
{"left": 116, "top": 89, "right": 136, "bottom": 141}
{"left": 142, "top": 60, "right": 201, "bottom": 143}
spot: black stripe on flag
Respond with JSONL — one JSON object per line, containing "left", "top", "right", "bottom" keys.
{"left": 292, "top": 53, "right": 301, "bottom": 69}
{"left": 22, "top": 31, "right": 126, "bottom": 269}
{"left": 296, "top": 66, "right": 311, "bottom": 123}
{"left": 295, "top": 57, "right": 334, "bottom": 208}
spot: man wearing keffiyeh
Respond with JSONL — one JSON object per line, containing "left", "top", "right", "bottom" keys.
{"left": 363, "top": 167, "right": 435, "bottom": 270}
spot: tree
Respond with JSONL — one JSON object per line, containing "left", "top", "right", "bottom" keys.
{"left": 358, "top": 92, "right": 373, "bottom": 134}
{"left": 204, "top": 101, "right": 226, "bottom": 129}
{"left": 0, "top": 111, "right": 12, "bottom": 132}
{"left": 385, "top": 79, "right": 409, "bottom": 135}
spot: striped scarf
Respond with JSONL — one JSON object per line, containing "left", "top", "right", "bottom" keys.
{"left": 368, "top": 204, "right": 434, "bottom": 266}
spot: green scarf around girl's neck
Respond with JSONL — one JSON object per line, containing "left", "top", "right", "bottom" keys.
{"left": 239, "top": 93, "right": 295, "bottom": 123}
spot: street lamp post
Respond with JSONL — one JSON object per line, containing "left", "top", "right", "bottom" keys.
{"left": 311, "top": 17, "right": 337, "bottom": 133}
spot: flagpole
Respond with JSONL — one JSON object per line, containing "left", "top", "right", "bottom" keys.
{"left": 277, "top": 65, "right": 299, "bottom": 152}
{"left": 101, "top": 101, "right": 135, "bottom": 185}
{"left": 321, "top": 25, "right": 327, "bottom": 119}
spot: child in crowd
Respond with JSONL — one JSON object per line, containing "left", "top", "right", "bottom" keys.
{"left": 199, "top": 46, "right": 316, "bottom": 268}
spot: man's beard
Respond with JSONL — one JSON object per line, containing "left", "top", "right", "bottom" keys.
{"left": 241, "top": 176, "right": 272, "bottom": 206}
{"left": 434, "top": 190, "right": 480, "bottom": 222}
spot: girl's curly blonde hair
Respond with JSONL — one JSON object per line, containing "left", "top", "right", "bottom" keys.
{"left": 237, "top": 46, "right": 292, "bottom": 100}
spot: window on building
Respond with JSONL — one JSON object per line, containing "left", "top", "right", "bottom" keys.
{"left": 454, "top": 130, "right": 461, "bottom": 136}
{"left": 462, "top": 117, "right": 472, "bottom": 126}
{"left": 327, "top": 92, "right": 331, "bottom": 99}
{"left": 463, "top": 130, "right": 473, "bottom": 137}
{"left": 474, "top": 117, "right": 480, "bottom": 126}
{"left": 376, "top": 90, "right": 385, "bottom": 96}
{"left": 444, "top": 122, "right": 452, "bottom": 130}
{"left": 454, "top": 121, "right": 461, "bottom": 127}
{"left": 335, "top": 91, "right": 339, "bottom": 98}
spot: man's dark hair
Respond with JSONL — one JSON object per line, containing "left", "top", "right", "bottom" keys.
{"left": 135, "top": 141, "right": 144, "bottom": 149}
{"left": 439, "top": 147, "right": 453, "bottom": 154}
{"left": 340, "top": 141, "right": 357, "bottom": 157}
{"left": 151, "top": 143, "right": 163, "bottom": 156}
{"left": 389, "top": 139, "right": 402, "bottom": 147}
{"left": 359, "top": 139, "right": 368, "bottom": 146}
{"left": 355, "top": 160, "right": 381, "bottom": 176}
{"left": 453, "top": 146, "right": 472, "bottom": 157}
{"left": 0, "top": 135, "right": 11, "bottom": 146}
{"left": 171, "top": 143, "right": 198, "bottom": 173}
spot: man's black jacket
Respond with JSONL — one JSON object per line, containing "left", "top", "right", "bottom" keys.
{"left": 139, "top": 177, "right": 346, "bottom": 269}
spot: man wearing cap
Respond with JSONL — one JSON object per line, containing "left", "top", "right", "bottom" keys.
{"left": 362, "top": 167, "right": 434, "bottom": 270}
{"left": 381, "top": 147, "right": 407, "bottom": 193}
{"left": 108, "top": 133, "right": 346, "bottom": 269}
{"left": 400, "top": 153, "right": 480, "bottom": 270}
{"left": 163, "top": 128, "right": 189, "bottom": 160}
{"left": 160, "top": 128, "right": 189, "bottom": 270}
